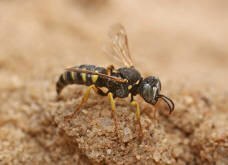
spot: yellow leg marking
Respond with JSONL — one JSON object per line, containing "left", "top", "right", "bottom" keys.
{"left": 108, "top": 92, "right": 118, "bottom": 134}
{"left": 64, "top": 85, "right": 98, "bottom": 120}
{"left": 92, "top": 85, "right": 98, "bottom": 93}
{"left": 81, "top": 73, "right": 86, "bottom": 83}
{"left": 131, "top": 100, "right": 143, "bottom": 137}
{"left": 71, "top": 72, "right": 75, "bottom": 80}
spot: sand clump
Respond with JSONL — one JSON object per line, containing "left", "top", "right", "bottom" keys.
{"left": 1, "top": 80, "right": 228, "bottom": 164}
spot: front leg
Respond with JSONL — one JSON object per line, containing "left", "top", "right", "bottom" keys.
{"left": 108, "top": 92, "right": 118, "bottom": 135}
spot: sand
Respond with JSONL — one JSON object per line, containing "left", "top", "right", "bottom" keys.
{"left": 0, "top": 0, "right": 228, "bottom": 164}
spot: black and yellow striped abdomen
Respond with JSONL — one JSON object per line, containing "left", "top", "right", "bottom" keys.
{"left": 56, "top": 65, "right": 107, "bottom": 95}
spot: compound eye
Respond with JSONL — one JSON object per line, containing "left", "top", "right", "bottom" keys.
{"left": 139, "top": 76, "right": 161, "bottom": 105}
{"left": 142, "top": 83, "right": 153, "bottom": 103}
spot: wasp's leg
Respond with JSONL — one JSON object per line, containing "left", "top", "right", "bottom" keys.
{"left": 108, "top": 92, "right": 118, "bottom": 134}
{"left": 152, "top": 105, "right": 159, "bottom": 127}
{"left": 153, "top": 106, "right": 157, "bottom": 122}
{"left": 64, "top": 85, "right": 98, "bottom": 120}
{"left": 130, "top": 100, "right": 143, "bottom": 137}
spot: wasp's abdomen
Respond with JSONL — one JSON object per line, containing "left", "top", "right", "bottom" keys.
{"left": 56, "top": 65, "right": 107, "bottom": 95}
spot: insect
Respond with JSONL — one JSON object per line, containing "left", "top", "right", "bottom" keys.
{"left": 56, "top": 24, "right": 174, "bottom": 137}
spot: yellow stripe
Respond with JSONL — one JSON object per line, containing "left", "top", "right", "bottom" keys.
{"left": 92, "top": 75, "right": 98, "bottom": 83}
{"left": 63, "top": 72, "right": 67, "bottom": 81}
{"left": 71, "top": 72, "right": 75, "bottom": 80}
{"left": 91, "top": 70, "right": 99, "bottom": 83}
{"left": 81, "top": 73, "right": 86, "bottom": 83}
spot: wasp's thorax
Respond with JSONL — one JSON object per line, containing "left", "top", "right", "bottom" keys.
{"left": 138, "top": 76, "right": 161, "bottom": 105}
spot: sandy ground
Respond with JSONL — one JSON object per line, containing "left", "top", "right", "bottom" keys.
{"left": 0, "top": 0, "right": 228, "bottom": 164}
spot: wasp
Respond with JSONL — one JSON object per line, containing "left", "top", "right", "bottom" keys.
{"left": 56, "top": 24, "right": 174, "bottom": 137}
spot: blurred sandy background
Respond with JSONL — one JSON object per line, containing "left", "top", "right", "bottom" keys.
{"left": 0, "top": 0, "right": 228, "bottom": 89}
{"left": 0, "top": 0, "right": 228, "bottom": 164}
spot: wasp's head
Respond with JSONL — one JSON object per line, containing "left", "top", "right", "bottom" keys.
{"left": 138, "top": 76, "right": 174, "bottom": 114}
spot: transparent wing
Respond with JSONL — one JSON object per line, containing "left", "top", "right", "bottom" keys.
{"left": 65, "top": 67, "right": 128, "bottom": 83}
{"left": 103, "top": 23, "right": 134, "bottom": 67}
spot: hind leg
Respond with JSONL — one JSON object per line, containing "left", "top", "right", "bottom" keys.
{"left": 64, "top": 85, "right": 101, "bottom": 120}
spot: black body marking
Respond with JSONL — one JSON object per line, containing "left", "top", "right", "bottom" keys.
{"left": 56, "top": 65, "right": 142, "bottom": 98}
